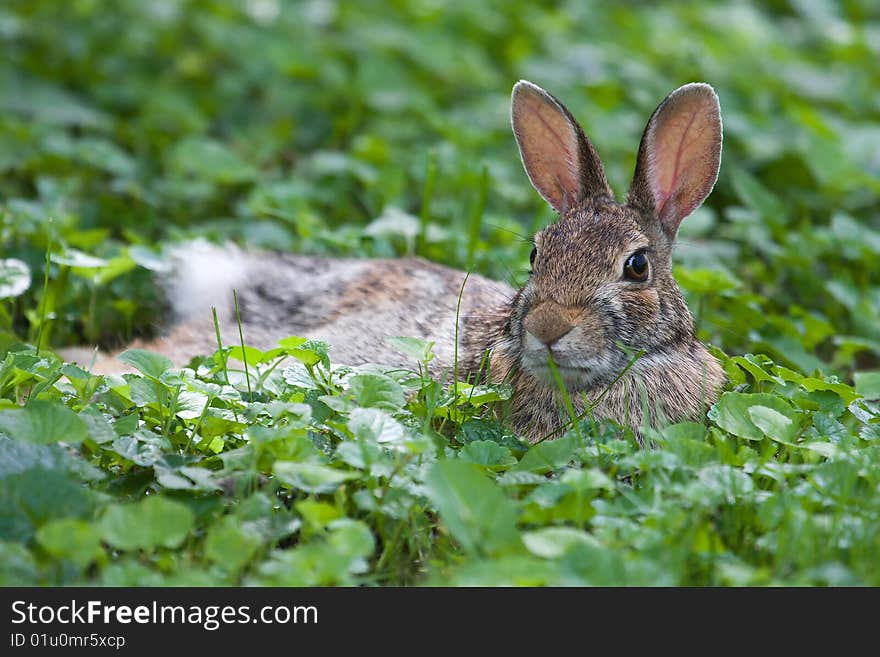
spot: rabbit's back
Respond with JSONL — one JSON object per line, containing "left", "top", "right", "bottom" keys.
{"left": 162, "top": 243, "right": 515, "bottom": 371}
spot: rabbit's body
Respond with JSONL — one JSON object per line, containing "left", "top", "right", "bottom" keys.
{"left": 66, "top": 80, "right": 728, "bottom": 442}
{"left": 150, "top": 244, "right": 514, "bottom": 373}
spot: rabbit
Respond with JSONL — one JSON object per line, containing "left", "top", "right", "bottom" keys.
{"left": 63, "top": 80, "right": 725, "bottom": 443}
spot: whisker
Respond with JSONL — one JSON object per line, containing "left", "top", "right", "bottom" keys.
{"left": 485, "top": 222, "right": 533, "bottom": 242}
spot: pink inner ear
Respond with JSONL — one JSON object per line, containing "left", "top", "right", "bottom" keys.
{"left": 531, "top": 104, "right": 580, "bottom": 199}
{"left": 513, "top": 87, "right": 583, "bottom": 213}
{"left": 646, "top": 89, "right": 720, "bottom": 228}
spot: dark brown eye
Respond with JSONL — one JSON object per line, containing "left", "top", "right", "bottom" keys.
{"left": 529, "top": 244, "right": 537, "bottom": 267}
{"left": 624, "top": 250, "right": 649, "bottom": 282}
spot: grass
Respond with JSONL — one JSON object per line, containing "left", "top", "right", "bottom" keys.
{"left": 0, "top": 0, "right": 879, "bottom": 586}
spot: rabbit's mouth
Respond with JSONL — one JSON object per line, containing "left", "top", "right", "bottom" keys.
{"left": 520, "top": 354, "right": 611, "bottom": 390}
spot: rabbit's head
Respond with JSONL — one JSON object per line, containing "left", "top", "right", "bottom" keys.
{"left": 507, "top": 81, "right": 722, "bottom": 391}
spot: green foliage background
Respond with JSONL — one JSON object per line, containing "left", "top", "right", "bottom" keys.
{"left": 0, "top": 0, "right": 879, "bottom": 585}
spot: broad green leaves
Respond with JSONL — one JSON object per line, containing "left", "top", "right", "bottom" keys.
{"left": 204, "top": 517, "right": 262, "bottom": 573}
{"left": 36, "top": 520, "right": 103, "bottom": 568}
{"left": 0, "top": 329, "right": 877, "bottom": 586}
{"left": 347, "top": 408, "right": 405, "bottom": 443}
{"left": 0, "top": 401, "right": 89, "bottom": 444}
{"left": 511, "top": 435, "right": 578, "bottom": 473}
{"left": 169, "top": 137, "right": 257, "bottom": 184}
{"left": 0, "top": 467, "right": 95, "bottom": 543}
{"left": 854, "top": 372, "right": 880, "bottom": 400}
{"left": 709, "top": 393, "right": 800, "bottom": 442}
{"left": 348, "top": 373, "right": 406, "bottom": 410}
{"left": 748, "top": 406, "right": 797, "bottom": 444}
{"left": 98, "top": 496, "right": 194, "bottom": 551}
{"left": 459, "top": 440, "right": 517, "bottom": 471}
{"left": 117, "top": 349, "right": 173, "bottom": 379}
{"left": 522, "top": 527, "right": 598, "bottom": 559}
{"left": 424, "top": 460, "right": 521, "bottom": 556}
{"left": 273, "top": 462, "right": 358, "bottom": 494}
{"left": 385, "top": 336, "right": 435, "bottom": 363}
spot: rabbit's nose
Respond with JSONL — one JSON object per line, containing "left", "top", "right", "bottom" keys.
{"left": 523, "top": 302, "right": 580, "bottom": 346}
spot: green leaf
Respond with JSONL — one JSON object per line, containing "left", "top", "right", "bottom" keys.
{"left": 384, "top": 336, "right": 435, "bottom": 363}
{"left": 854, "top": 372, "right": 880, "bottom": 400}
{"left": 662, "top": 421, "right": 709, "bottom": 441}
{"left": 456, "top": 419, "right": 525, "bottom": 451}
{"left": 107, "top": 432, "right": 165, "bottom": 467}
{"left": 730, "top": 354, "right": 784, "bottom": 385}
{"left": 511, "top": 434, "right": 579, "bottom": 473}
{"left": 0, "top": 259, "right": 31, "bottom": 299}
{"left": 175, "top": 390, "right": 209, "bottom": 420}
{"left": 0, "top": 436, "right": 77, "bottom": 476}
{"left": 128, "top": 245, "right": 172, "bottom": 273}
{"left": 800, "top": 441, "right": 839, "bottom": 458}
{"left": 98, "top": 496, "right": 194, "bottom": 551}
{"left": 50, "top": 248, "right": 108, "bottom": 269}
{"left": 454, "top": 383, "right": 513, "bottom": 405}
{"left": 364, "top": 206, "right": 421, "bottom": 244}
{"left": 227, "top": 345, "right": 267, "bottom": 366}
{"left": 747, "top": 405, "right": 798, "bottom": 445}
{"left": 295, "top": 500, "right": 343, "bottom": 529}
{"left": 273, "top": 461, "right": 357, "bottom": 494}
{"left": 280, "top": 338, "right": 330, "bottom": 369}
{"left": 334, "top": 440, "right": 393, "bottom": 476}
{"left": 675, "top": 267, "right": 740, "bottom": 295}
{"left": 709, "top": 392, "right": 800, "bottom": 441}
{"left": 276, "top": 336, "right": 308, "bottom": 350}
{"left": 812, "top": 414, "right": 847, "bottom": 443}
{"left": 36, "top": 519, "right": 103, "bottom": 568}
{"left": 730, "top": 168, "right": 788, "bottom": 222}
{"left": 281, "top": 362, "right": 320, "bottom": 389}
{"left": 77, "top": 407, "right": 116, "bottom": 445}
{"left": 522, "top": 527, "right": 599, "bottom": 559}
{"left": 154, "top": 462, "right": 221, "bottom": 491}
{"left": 0, "top": 541, "right": 41, "bottom": 586}
{"left": 775, "top": 367, "right": 859, "bottom": 404}
{"left": 169, "top": 137, "right": 257, "bottom": 184}
{"left": 560, "top": 468, "right": 615, "bottom": 492}
{"left": 204, "top": 517, "right": 262, "bottom": 573}
{"left": 423, "top": 460, "right": 521, "bottom": 556}
{"left": 117, "top": 349, "right": 173, "bottom": 378}
{"left": 127, "top": 376, "right": 166, "bottom": 407}
{"left": 327, "top": 519, "right": 375, "bottom": 559}
{"left": 348, "top": 373, "right": 405, "bottom": 410}
{"left": 0, "top": 468, "right": 94, "bottom": 542}
{"left": 0, "top": 401, "right": 89, "bottom": 445}
{"left": 458, "top": 440, "right": 517, "bottom": 471}
{"left": 347, "top": 407, "right": 405, "bottom": 443}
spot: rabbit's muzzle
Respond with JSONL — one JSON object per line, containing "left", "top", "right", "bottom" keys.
{"left": 522, "top": 300, "right": 582, "bottom": 346}
{"left": 520, "top": 300, "right": 610, "bottom": 388}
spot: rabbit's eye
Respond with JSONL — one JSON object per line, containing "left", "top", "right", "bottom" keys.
{"left": 529, "top": 245, "right": 537, "bottom": 267}
{"left": 624, "top": 250, "right": 649, "bottom": 282}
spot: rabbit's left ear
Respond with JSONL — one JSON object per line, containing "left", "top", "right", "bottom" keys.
{"left": 627, "top": 83, "right": 722, "bottom": 237}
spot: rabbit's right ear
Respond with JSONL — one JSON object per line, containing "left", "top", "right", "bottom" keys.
{"left": 511, "top": 81, "right": 613, "bottom": 214}
{"left": 627, "top": 83, "right": 722, "bottom": 237}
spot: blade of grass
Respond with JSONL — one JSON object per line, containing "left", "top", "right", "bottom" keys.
{"left": 233, "top": 289, "right": 252, "bottom": 403}
{"left": 535, "top": 349, "right": 645, "bottom": 443}
{"left": 418, "top": 149, "right": 436, "bottom": 256}
{"left": 34, "top": 240, "right": 52, "bottom": 357}
{"left": 453, "top": 271, "right": 470, "bottom": 400}
{"left": 212, "top": 305, "right": 238, "bottom": 422}
{"left": 546, "top": 353, "right": 583, "bottom": 443}
{"left": 466, "top": 164, "right": 489, "bottom": 269}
